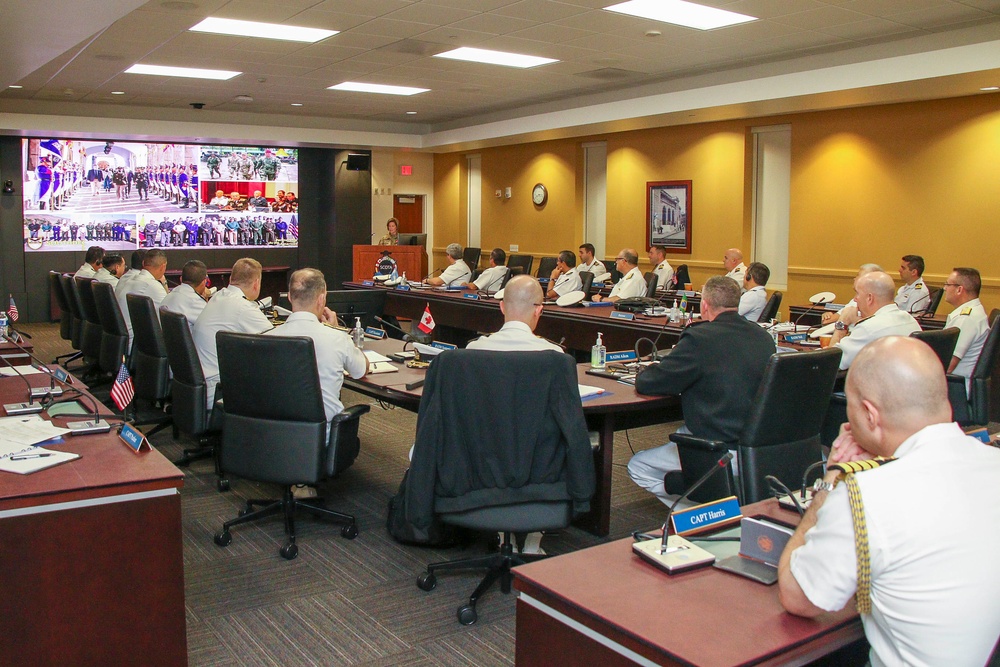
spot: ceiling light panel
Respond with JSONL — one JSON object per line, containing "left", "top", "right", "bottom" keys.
{"left": 603, "top": 0, "right": 757, "bottom": 31}
{"left": 328, "top": 81, "right": 429, "bottom": 95}
{"left": 433, "top": 47, "right": 557, "bottom": 68}
{"left": 125, "top": 64, "right": 242, "bottom": 80}
{"left": 189, "top": 18, "right": 338, "bottom": 43}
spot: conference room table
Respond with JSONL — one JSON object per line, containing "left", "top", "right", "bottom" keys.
{"left": 343, "top": 281, "right": 686, "bottom": 357}
{"left": 1, "top": 338, "right": 33, "bottom": 365}
{"left": 345, "top": 338, "right": 681, "bottom": 536}
{"left": 789, "top": 303, "right": 946, "bottom": 329}
{"left": 0, "top": 368, "right": 187, "bottom": 665}
{"left": 512, "top": 498, "right": 864, "bottom": 666}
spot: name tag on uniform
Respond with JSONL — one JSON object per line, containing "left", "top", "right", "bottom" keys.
{"left": 610, "top": 311, "right": 635, "bottom": 321}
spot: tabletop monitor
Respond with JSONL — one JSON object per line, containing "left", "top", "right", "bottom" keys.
{"left": 396, "top": 233, "right": 427, "bottom": 246}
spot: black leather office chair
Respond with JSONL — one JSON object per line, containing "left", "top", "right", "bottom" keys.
{"left": 920, "top": 286, "right": 944, "bottom": 319}
{"left": 910, "top": 327, "right": 959, "bottom": 370}
{"left": 536, "top": 257, "right": 558, "bottom": 280}
{"left": 990, "top": 309, "right": 999, "bottom": 327}
{"left": 50, "top": 271, "right": 82, "bottom": 367}
{"left": 757, "top": 291, "right": 783, "bottom": 323}
{"left": 125, "top": 294, "right": 173, "bottom": 436}
{"left": 644, "top": 272, "right": 658, "bottom": 298}
{"left": 92, "top": 281, "right": 128, "bottom": 376}
{"left": 673, "top": 264, "right": 691, "bottom": 289}
{"left": 499, "top": 267, "right": 514, "bottom": 290}
{"left": 669, "top": 348, "right": 842, "bottom": 504}
{"left": 160, "top": 307, "right": 225, "bottom": 484}
{"left": 213, "top": 332, "right": 370, "bottom": 559}
{"left": 58, "top": 274, "right": 84, "bottom": 354}
{"left": 410, "top": 350, "right": 595, "bottom": 624}
{"left": 601, "top": 260, "right": 622, "bottom": 283}
{"left": 947, "top": 316, "right": 1000, "bottom": 427}
{"left": 462, "top": 247, "right": 481, "bottom": 273}
{"left": 506, "top": 254, "right": 533, "bottom": 277}
{"left": 579, "top": 271, "right": 595, "bottom": 299}
{"left": 73, "top": 277, "right": 105, "bottom": 378}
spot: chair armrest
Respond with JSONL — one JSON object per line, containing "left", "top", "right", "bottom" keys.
{"left": 668, "top": 432, "right": 728, "bottom": 452}
{"left": 331, "top": 403, "right": 371, "bottom": 425}
{"left": 830, "top": 391, "right": 847, "bottom": 405}
{"left": 945, "top": 373, "right": 966, "bottom": 387}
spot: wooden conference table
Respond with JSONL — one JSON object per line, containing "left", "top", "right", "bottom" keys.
{"left": 1, "top": 338, "right": 33, "bottom": 366}
{"left": 513, "top": 498, "right": 864, "bottom": 667}
{"left": 0, "top": 370, "right": 187, "bottom": 665}
{"left": 345, "top": 338, "right": 680, "bottom": 536}
{"left": 344, "top": 281, "right": 686, "bottom": 356}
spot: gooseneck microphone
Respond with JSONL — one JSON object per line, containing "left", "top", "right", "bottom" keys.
{"left": 793, "top": 296, "right": 833, "bottom": 329}
{"left": 0, "top": 351, "right": 41, "bottom": 414}
{"left": 660, "top": 452, "right": 734, "bottom": 554}
{"left": 421, "top": 268, "right": 443, "bottom": 282}
{"left": 373, "top": 316, "right": 411, "bottom": 342}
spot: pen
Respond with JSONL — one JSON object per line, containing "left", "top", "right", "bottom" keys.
{"left": 10, "top": 453, "right": 53, "bottom": 461}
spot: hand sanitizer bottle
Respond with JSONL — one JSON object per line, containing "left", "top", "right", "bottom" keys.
{"left": 670, "top": 299, "right": 679, "bottom": 323}
{"left": 591, "top": 332, "right": 606, "bottom": 369}
{"left": 353, "top": 317, "right": 365, "bottom": 349}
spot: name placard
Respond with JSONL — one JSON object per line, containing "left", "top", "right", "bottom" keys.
{"left": 53, "top": 367, "right": 71, "bottom": 383}
{"left": 430, "top": 341, "right": 457, "bottom": 351}
{"left": 364, "top": 327, "right": 387, "bottom": 339}
{"left": 671, "top": 496, "right": 742, "bottom": 536}
{"left": 606, "top": 350, "right": 638, "bottom": 363}
{"left": 784, "top": 332, "right": 808, "bottom": 343}
{"left": 610, "top": 310, "right": 635, "bottom": 321}
{"left": 395, "top": 284, "right": 411, "bottom": 291}
{"left": 118, "top": 423, "right": 151, "bottom": 454}
{"left": 463, "top": 293, "right": 480, "bottom": 300}
{"left": 362, "top": 280, "right": 375, "bottom": 286}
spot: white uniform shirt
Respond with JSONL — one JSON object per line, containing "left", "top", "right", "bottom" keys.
{"left": 472, "top": 265, "right": 507, "bottom": 292}
{"left": 551, "top": 267, "right": 583, "bottom": 297}
{"left": 439, "top": 259, "right": 472, "bottom": 286}
{"left": 93, "top": 267, "right": 119, "bottom": 288}
{"left": 579, "top": 258, "right": 605, "bottom": 276}
{"left": 894, "top": 278, "right": 929, "bottom": 314}
{"left": 790, "top": 423, "right": 1000, "bottom": 667}
{"left": 118, "top": 269, "right": 168, "bottom": 346}
{"left": 466, "top": 321, "right": 563, "bottom": 352}
{"left": 946, "top": 297, "right": 989, "bottom": 379}
{"left": 264, "top": 311, "right": 367, "bottom": 421}
{"left": 652, "top": 261, "right": 674, "bottom": 291}
{"left": 115, "top": 269, "right": 141, "bottom": 298}
{"left": 74, "top": 263, "right": 97, "bottom": 279}
{"left": 725, "top": 262, "right": 747, "bottom": 285}
{"left": 160, "top": 283, "right": 207, "bottom": 329}
{"left": 738, "top": 285, "right": 768, "bottom": 321}
{"left": 191, "top": 285, "right": 272, "bottom": 407}
{"left": 608, "top": 267, "right": 647, "bottom": 300}
{"left": 836, "top": 304, "right": 920, "bottom": 369}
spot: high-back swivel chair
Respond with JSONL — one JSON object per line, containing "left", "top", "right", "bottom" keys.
{"left": 669, "top": 347, "right": 842, "bottom": 504}
{"left": 212, "top": 332, "right": 370, "bottom": 560}
{"left": 758, "top": 291, "right": 783, "bottom": 323}
{"left": 50, "top": 271, "right": 82, "bottom": 367}
{"left": 910, "top": 327, "right": 959, "bottom": 370}
{"left": 578, "top": 271, "right": 595, "bottom": 299}
{"left": 73, "top": 277, "right": 104, "bottom": 378}
{"left": 126, "top": 294, "right": 173, "bottom": 437}
{"left": 92, "top": 281, "right": 128, "bottom": 376}
{"left": 947, "top": 317, "right": 1000, "bottom": 427}
{"left": 506, "top": 254, "right": 534, "bottom": 277}
{"left": 462, "top": 247, "right": 481, "bottom": 273}
{"left": 409, "top": 349, "right": 595, "bottom": 624}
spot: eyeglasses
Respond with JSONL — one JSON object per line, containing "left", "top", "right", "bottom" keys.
{"left": 614, "top": 257, "right": 626, "bottom": 262}
{"left": 942, "top": 283, "right": 962, "bottom": 289}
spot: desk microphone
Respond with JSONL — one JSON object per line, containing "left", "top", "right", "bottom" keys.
{"left": 793, "top": 295, "right": 834, "bottom": 329}
{"left": 373, "top": 316, "right": 411, "bottom": 342}
{"left": 7, "top": 326, "right": 32, "bottom": 340}
{"left": 0, "top": 350, "right": 42, "bottom": 414}
{"left": 660, "top": 452, "right": 734, "bottom": 554}
{"left": 422, "top": 268, "right": 443, "bottom": 282}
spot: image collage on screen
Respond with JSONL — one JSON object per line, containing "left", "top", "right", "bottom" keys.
{"left": 22, "top": 139, "right": 299, "bottom": 252}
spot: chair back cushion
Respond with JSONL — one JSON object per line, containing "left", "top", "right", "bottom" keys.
{"left": 50, "top": 271, "right": 73, "bottom": 341}
{"left": 910, "top": 327, "right": 959, "bottom": 370}
{"left": 738, "top": 347, "right": 843, "bottom": 503}
{"left": 968, "top": 317, "right": 1000, "bottom": 424}
{"left": 579, "top": 271, "right": 595, "bottom": 297}
{"left": 160, "top": 308, "right": 209, "bottom": 435}
{"left": 404, "top": 350, "right": 595, "bottom": 535}
{"left": 217, "top": 332, "right": 328, "bottom": 485}
{"left": 126, "top": 294, "right": 170, "bottom": 400}
{"left": 758, "top": 291, "right": 783, "bottom": 323}
{"left": 93, "top": 281, "right": 128, "bottom": 374}
{"left": 59, "top": 274, "right": 83, "bottom": 348}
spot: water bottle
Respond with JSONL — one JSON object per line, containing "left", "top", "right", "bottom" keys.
{"left": 0, "top": 311, "right": 7, "bottom": 339}
{"left": 352, "top": 317, "right": 365, "bottom": 349}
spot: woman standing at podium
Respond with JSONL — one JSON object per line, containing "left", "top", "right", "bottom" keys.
{"left": 378, "top": 217, "right": 400, "bottom": 246}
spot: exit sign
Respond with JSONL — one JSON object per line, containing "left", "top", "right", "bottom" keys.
{"left": 400, "top": 165, "right": 412, "bottom": 176}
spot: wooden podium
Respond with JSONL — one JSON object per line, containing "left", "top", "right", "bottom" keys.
{"left": 353, "top": 245, "right": 427, "bottom": 282}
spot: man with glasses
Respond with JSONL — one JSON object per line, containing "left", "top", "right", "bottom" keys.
{"left": 592, "top": 249, "right": 646, "bottom": 303}
{"left": 943, "top": 267, "right": 988, "bottom": 379}
{"left": 831, "top": 271, "right": 919, "bottom": 369}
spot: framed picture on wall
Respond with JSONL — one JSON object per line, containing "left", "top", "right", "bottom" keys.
{"left": 646, "top": 180, "right": 691, "bottom": 254}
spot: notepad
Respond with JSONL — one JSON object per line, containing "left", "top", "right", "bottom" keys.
{"left": 0, "top": 448, "right": 80, "bottom": 475}
{"left": 578, "top": 384, "right": 607, "bottom": 399}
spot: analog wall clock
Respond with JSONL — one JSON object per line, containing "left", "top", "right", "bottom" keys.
{"left": 532, "top": 183, "right": 547, "bottom": 206}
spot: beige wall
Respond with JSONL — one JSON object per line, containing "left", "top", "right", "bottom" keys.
{"left": 432, "top": 93, "right": 1000, "bottom": 313}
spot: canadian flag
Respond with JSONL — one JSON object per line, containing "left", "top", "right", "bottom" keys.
{"left": 418, "top": 304, "right": 436, "bottom": 334}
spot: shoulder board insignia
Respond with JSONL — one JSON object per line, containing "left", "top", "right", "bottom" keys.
{"left": 961, "top": 307, "right": 973, "bottom": 316}
{"left": 828, "top": 457, "right": 896, "bottom": 475}
{"left": 625, "top": 273, "right": 633, "bottom": 279}
{"left": 914, "top": 284, "right": 923, "bottom": 290}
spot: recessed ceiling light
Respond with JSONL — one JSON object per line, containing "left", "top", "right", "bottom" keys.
{"left": 111, "top": 91, "right": 125, "bottom": 95}
{"left": 981, "top": 86, "right": 999, "bottom": 91}
{"left": 291, "top": 103, "right": 303, "bottom": 106}
{"left": 406, "top": 111, "right": 417, "bottom": 115}
{"left": 604, "top": 0, "right": 757, "bottom": 30}
{"left": 126, "top": 64, "right": 241, "bottom": 80}
{"left": 433, "top": 47, "right": 557, "bottom": 69}
{"left": 328, "top": 81, "right": 428, "bottom": 96}
{"left": 8, "top": 85, "right": 22, "bottom": 89}
{"left": 189, "top": 17, "right": 337, "bottom": 43}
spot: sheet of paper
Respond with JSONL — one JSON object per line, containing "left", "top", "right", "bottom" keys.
{"left": 363, "top": 350, "right": 393, "bottom": 364}
{"left": 578, "top": 384, "right": 607, "bottom": 399}
{"left": 0, "top": 419, "right": 72, "bottom": 446}
{"left": 0, "top": 365, "right": 45, "bottom": 376}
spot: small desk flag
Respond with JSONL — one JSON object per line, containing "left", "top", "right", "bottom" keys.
{"left": 110, "top": 359, "right": 135, "bottom": 411}
{"left": 418, "top": 304, "right": 436, "bottom": 334}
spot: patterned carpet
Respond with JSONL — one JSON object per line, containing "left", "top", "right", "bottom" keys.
{"left": 21, "top": 321, "right": 675, "bottom": 666}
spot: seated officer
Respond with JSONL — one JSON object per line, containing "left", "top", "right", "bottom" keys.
{"left": 592, "top": 249, "right": 645, "bottom": 303}
{"left": 464, "top": 248, "right": 507, "bottom": 293}
{"left": 831, "top": 271, "right": 919, "bottom": 369}
{"left": 546, "top": 250, "right": 583, "bottom": 300}
{"left": 738, "top": 262, "right": 769, "bottom": 321}
{"left": 894, "top": 254, "right": 929, "bottom": 314}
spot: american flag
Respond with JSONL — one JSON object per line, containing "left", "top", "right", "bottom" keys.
{"left": 110, "top": 361, "right": 134, "bottom": 411}
{"left": 7, "top": 295, "right": 17, "bottom": 322}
